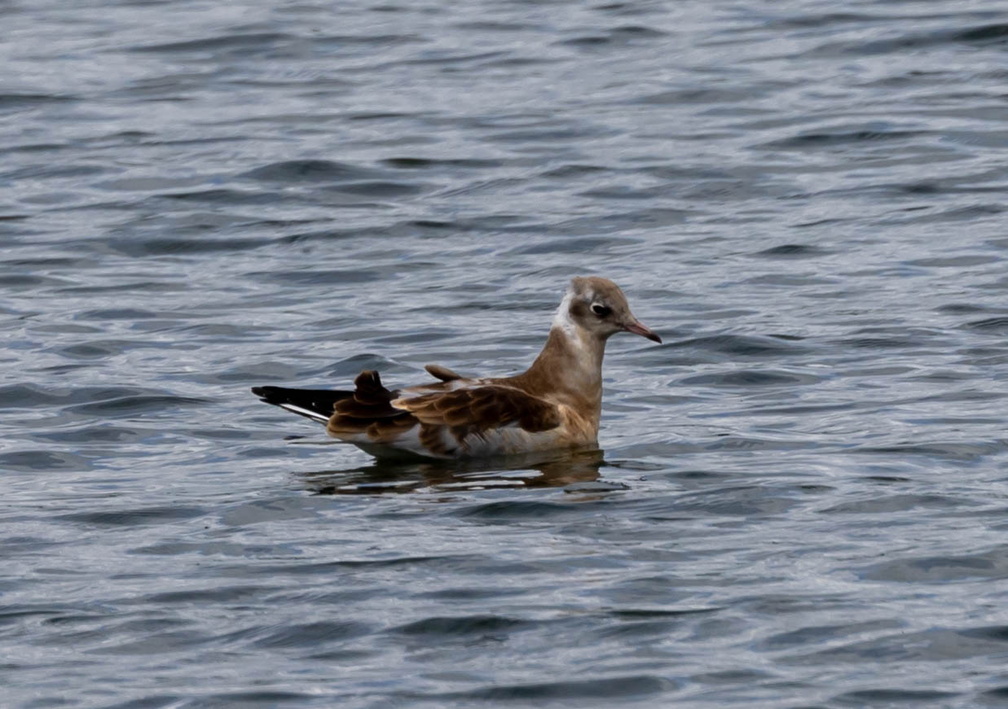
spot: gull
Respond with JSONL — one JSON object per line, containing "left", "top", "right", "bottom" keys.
{"left": 252, "top": 276, "right": 661, "bottom": 460}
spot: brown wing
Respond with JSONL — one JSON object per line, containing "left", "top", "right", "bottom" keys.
{"left": 328, "top": 370, "right": 415, "bottom": 438}
{"left": 393, "top": 385, "right": 562, "bottom": 438}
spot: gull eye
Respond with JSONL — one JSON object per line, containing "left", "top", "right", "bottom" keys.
{"left": 591, "top": 303, "right": 611, "bottom": 317}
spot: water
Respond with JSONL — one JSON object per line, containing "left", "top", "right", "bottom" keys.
{"left": 3, "top": 0, "right": 1008, "bottom": 706}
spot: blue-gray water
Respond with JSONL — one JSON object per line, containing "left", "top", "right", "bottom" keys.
{"left": 4, "top": 1, "right": 1008, "bottom": 707}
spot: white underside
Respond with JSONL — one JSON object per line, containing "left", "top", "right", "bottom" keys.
{"left": 331, "top": 422, "right": 574, "bottom": 460}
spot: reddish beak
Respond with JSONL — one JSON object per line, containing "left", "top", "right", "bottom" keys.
{"left": 623, "top": 320, "right": 662, "bottom": 344}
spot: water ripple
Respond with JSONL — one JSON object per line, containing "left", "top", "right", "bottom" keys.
{"left": 4, "top": 0, "right": 1008, "bottom": 706}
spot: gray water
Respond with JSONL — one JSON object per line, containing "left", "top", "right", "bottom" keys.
{"left": 4, "top": 1, "right": 1008, "bottom": 707}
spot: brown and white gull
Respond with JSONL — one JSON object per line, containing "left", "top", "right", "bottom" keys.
{"left": 252, "top": 276, "right": 661, "bottom": 460}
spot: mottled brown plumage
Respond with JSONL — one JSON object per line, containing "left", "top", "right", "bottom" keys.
{"left": 252, "top": 276, "right": 660, "bottom": 459}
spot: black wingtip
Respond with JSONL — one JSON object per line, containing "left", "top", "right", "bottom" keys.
{"left": 252, "top": 386, "right": 288, "bottom": 404}
{"left": 251, "top": 385, "right": 355, "bottom": 421}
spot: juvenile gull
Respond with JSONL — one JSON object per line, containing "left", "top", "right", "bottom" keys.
{"left": 252, "top": 276, "right": 661, "bottom": 460}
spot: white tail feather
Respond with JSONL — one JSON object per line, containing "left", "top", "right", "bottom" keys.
{"left": 279, "top": 403, "right": 330, "bottom": 423}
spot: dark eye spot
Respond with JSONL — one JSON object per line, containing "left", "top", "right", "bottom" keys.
{"left": 591, "top": 303, "right": 611, "bottom": 317}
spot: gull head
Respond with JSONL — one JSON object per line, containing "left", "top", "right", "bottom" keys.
{"left": 556, "top": 276, "right": 662, "bottom": 344}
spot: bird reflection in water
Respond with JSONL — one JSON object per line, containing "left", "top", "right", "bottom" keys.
{"left": 298, "top": 448, "right": 617, "bottom": 495}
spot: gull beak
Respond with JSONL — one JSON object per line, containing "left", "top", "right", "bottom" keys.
{"left": 623, "top": 319, "right": 662, "bottom": 344}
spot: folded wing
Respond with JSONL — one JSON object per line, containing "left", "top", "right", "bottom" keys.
{"left": 394, "top": 385, "right": 561, "bottom": 437}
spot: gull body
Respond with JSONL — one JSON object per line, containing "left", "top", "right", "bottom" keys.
{"left": 252, "top": 276, "right": 661, "bottom": 460}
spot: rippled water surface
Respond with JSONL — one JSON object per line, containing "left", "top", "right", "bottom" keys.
{"left": 4, "top": 1, "right": 1008, "bottom": 706}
